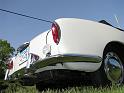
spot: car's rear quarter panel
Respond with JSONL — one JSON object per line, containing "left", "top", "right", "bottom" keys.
{"left": 54, "top": 18, "right": 124, "bottom": 58}
{"left": 46, "top": 18, "right": 124, "bottom": 71}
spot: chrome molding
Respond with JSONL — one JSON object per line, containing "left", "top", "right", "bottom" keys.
{"left": 29, "top": 54, "right": 102, "bottom": 72}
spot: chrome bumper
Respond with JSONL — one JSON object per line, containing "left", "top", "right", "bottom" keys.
{"left": 30, "top": 54, "right": 102, "bottom": 71}
{"left": 9, "top": 54, "right": 102, "bottom": 80}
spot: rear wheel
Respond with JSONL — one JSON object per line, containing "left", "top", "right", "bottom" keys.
{"left": 104, "top": 52, "right": 124, "bottom": 84}
{"left": 92, "top": 45, "right": 124, "bottom": 85}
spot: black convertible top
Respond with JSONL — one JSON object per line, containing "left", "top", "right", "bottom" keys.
{"left": 99, "top": 20, "right": 124, "bottom": 31}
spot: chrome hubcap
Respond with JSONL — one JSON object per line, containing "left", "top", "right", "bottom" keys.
{"left": 104, "top": 52, "right": 124, "bottom": 84}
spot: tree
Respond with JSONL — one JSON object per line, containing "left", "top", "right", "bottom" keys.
{"left": 0, "top": 39, "right": 15, "bottom": 79}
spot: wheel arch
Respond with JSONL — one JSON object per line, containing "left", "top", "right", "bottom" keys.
{"left": 103, "top": 41, "right": 124, "bottom": 58}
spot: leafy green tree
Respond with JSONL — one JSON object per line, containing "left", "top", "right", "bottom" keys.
{"left": 0, "top": 39, "right": 15, "bottom": 79}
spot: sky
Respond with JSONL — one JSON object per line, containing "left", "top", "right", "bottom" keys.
{"left": 0, "top": 0, "right": 124, "bottom": 49}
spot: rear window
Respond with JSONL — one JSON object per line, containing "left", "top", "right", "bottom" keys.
{"left": 17, "top": 43, "right": 29, "bottom": 53}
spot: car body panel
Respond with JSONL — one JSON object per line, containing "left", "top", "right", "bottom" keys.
{"left": 53, "top": 18, "right": 124, "bottom": 57}
{"left": 45, "top": 18, "right": 124, "bottom": 73}
{"left": 29, "top": 31, "right": 48, "bottom": 59}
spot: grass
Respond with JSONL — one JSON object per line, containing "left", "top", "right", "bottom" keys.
{"left": 1, "top": 82, "right": 124, "bottom": 93}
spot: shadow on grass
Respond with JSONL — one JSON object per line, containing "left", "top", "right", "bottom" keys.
{"left": 0, "top": 70, "right": 115, "bottom": 92}
{"left": 0, "top": 79, "right": 122, "bottom": 93}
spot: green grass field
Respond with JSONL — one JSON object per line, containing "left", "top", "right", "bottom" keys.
{"left": 1, "top": 82, "right": 124, "bottom": 93}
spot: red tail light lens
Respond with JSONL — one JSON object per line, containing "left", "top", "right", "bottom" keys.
{"left": 51, "top": 23, "right": 60, "bottom": 44}
{"left": 7, "top": 60, "right": 13, "bottom": 70}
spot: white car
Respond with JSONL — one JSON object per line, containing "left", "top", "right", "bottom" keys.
{"left": 5, "top": 18, "right": 124, "bottom": 85}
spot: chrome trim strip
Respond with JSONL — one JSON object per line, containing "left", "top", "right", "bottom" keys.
{"left": 30, "top": 54, "right": 102, "bottom": 71}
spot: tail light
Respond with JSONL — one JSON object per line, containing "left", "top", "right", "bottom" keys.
{"left": 51, "top": 23, "right": 61, "bottom": 45}
{"left": 7, "top": 60, "right": 13, "bottom": 70}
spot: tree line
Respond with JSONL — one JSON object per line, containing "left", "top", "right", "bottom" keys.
{"left": 0, "top": 39, "right": 15, "bottom": 79}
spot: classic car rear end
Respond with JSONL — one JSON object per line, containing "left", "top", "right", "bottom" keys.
{"left": 5, "top": 18, "right": 124, "bottom": 85}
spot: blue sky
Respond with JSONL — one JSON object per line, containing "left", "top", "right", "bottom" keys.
{"left": 0, "top": 0, "right": 124, "bottom": 49}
